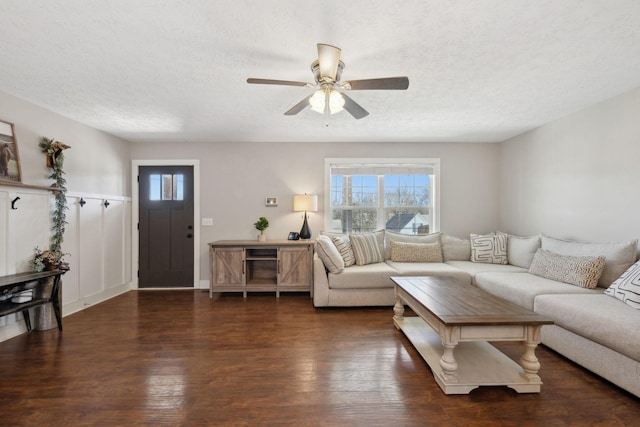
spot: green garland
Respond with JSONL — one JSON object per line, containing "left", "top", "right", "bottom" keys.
{"left": 39, "top": 137, "right": 70, "bottom": 256}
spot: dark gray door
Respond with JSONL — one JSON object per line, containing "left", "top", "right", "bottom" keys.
{"left": 139, "top": 166, "right": 194, "bottom": 287}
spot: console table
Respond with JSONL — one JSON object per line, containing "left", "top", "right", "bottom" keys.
{"left": 209, "top": 240, "right": 313, "bottom": 298}
{"left": 0, "top": 270, "right": 64, "bottom": 331}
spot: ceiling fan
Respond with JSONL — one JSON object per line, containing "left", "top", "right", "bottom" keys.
{"left": 247, "top": 43, "right": 409, "bottom": 120}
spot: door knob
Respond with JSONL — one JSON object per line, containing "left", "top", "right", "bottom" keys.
{"left": 187, "top": 233, "right": 193, "bottom": 238}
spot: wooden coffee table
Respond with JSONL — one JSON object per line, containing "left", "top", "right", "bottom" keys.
{"left": 391, "top": 276, "right": 554, "bottom": 394}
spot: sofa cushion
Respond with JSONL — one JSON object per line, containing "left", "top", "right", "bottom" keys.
{"left": 528, "top": 249, "right": 605, "bottom": 289}
{"left": 604, "top": 259, "right": 640, "bottom": 309}
{"left": 441, "top": 234, "right": 471, "bottom": 261}
{"left": 446, "top": 260, "right": 527, "bottom": 283}
{"left": 507, "top": 234, "right": 541, "bottom": 268}
{"left": 328, "top": 262, "right": 399, "bottom": 289}
{"left": 540, "top": 234, "right": 638, "bottom": 287}
{"left": 390, "top": 241, "right": 443, "bottom": 263}
{"left": 384, "top": 231, "right": 441, "bottom": 260}
{"left": 385, "top": 261, "right": 472, "bottom": 285}
{"left": 315, "top": 235, "right": 344, "bottom": 274}
{"left": 331, "top": 235, "right": 355, "bottom": 267}
{"left": 474, "top": 272, "right": 600, "bottom": 310}
{"left": 350, "top": 233, "right": 384, "bottom": 266}
{"left": 470, "top": 232, "right": 508, "bottom": 264}
{"left": 535, "top": 293, "right": 640, "bottom": 362}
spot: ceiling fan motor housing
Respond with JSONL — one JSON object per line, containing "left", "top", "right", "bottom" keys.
{"left": 311, "top": 60, "right": 345, "bottom": 84}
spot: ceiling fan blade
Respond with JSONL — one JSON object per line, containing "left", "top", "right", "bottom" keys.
{"left": 344, "top": 77, "right": 409, "bottom": 90}
{"left": 247, "top": 78, "right": 310, "bottom": 87}
{"left": 317, "top": 44, "right": 341, "bottom": 80}
{"left": 284, "top": 94, "right": 313, "bottom": 116}
{"left": 340, "top": 93, "right": 369, "bottom": 120}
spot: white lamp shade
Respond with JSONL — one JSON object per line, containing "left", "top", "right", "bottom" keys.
{"left": 293, "top": 194, "right": 318, "bottom": 212}
{"left": 308, "top": 89, "right": 344, "bottom": 115}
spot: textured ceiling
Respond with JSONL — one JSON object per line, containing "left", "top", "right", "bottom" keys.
{"left": 1, "top": 0, "right": 640, "bottom": 144}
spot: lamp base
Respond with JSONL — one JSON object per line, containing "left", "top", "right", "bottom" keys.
{"left": 299, "top": 213, "right": 312, "bottom": 240}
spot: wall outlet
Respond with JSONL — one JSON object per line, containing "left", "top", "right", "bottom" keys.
{"left": 201, "top": 217, "right": 213, "bottom": 226}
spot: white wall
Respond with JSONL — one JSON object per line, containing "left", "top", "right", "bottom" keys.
{"left": 130, "top": 140, "right": 501, "bottom": 279}
{"left": 499, "top": 86, "right": 640, "bottom": 249}
{"left": 0, "top": 90, "right": 133, "bottom": 340}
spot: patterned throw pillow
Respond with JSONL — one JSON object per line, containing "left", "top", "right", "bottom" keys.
{"left": 384, "top": 231, "right": 441, "bottom": 260}
{"left": 390, "top": 241, "right": 443, "bottom": 263}
{"left": 315, "top": 235, "right": 344, "bottom": 274}
{"left": 605, "top": 260, "right": 640, "bottom": 309}
{"left": 349, "top": 233, "right": 384, "bottom": 266}
{"left": 541, "top": 234, "right": 637, "bottom": 287}
{"left": 528, "top": 248, "right": 605, "bottom": 289}
{"left": 470, "top": 232, "right": 508, "bottom": 264}
{"left": 331, "top": 235, "right": 355, "bottom": 267}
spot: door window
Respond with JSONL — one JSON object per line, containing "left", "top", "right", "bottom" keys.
{"left": 149, "top": 174, "right": 184, "bottom": 201}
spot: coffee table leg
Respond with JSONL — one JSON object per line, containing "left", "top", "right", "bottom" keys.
{"left": 440, "top": 327, "right": 459, "bottom": 381}
{"left": 519, "top": 325, "right": 542, "bottom": 382}
{"left": 393, "top": 295, "right": 405, "bottom": 330}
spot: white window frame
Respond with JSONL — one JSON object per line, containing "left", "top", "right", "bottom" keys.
{"left": 324, "top": 158, "right": 441, "bottom": 233}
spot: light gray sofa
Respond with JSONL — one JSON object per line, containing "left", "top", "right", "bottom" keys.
{"left": 313, "top": 230, "right": 640, "bottom": 397}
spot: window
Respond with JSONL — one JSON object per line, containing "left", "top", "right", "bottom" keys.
{"left": 149, "top": 174, "right": 184, "bottom": 201}
{"left": 325, "top": 158, "right": 440, "bottom": 234}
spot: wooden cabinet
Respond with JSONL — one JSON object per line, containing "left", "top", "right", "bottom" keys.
{"left": 209, "top": 240, "right": 313, "bottom": 298}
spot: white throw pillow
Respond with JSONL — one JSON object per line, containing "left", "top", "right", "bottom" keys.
{"left": 315, "top": 235, "right": 344, "bottom": 274}
{"left": 507, "top": 234, "right": 541, "bottom": 268}
{"left": 470, "top": 232, "right": 508, "bottom": 264}
{"left": 529, "top": 248, "right": 605, "bottom": 289}
{"left": 541, "top": 234, "right": 638, "bottom": 287}
{"left": 605, "top": 260, "right": 640, "bottom": 309}
{"left": 349, "top": 233, "right": 384, "bottom": 266}
{"left": 441, "top": 234, "right": 471, "bottom": 261}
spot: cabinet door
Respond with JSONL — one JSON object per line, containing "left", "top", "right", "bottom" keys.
{"left": 213, "top": 247, "right": 244, "bottom": 285}
{"left": 278, "top": 246, "right": 311, "bottom": 287}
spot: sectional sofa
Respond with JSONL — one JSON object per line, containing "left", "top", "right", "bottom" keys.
{"left": 313, "top": 230, "right": 640, "bottom": 397}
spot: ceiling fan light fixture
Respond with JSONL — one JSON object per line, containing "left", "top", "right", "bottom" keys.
{"left": 329, "top": 90, "right": 345, "bottom": 114}
{"left": 309, "top": 89, "right": 326, "bottom": 114}
{"left": 309, "top": 88, "right": 344, "bottom": 115}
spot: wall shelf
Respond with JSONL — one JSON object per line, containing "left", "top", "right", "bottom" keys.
{"left": 0, "top": 182, "right": 58, "bottom": 192}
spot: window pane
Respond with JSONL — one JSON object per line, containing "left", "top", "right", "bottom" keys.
{"left": 384, "top": 207, "right": 431, "bottom": 234}
{"left": 332, "top": 208, "right": 377, "bottom": 233}
{"left": 149, "top": 174, "right": 161, "bottom": 201}
{"left": 173, "top": 174, "right": 184, "bottom": 200}
{"left": 162, "top": 174, "right": 173, "bottom": 200}
{"left": 350, "top": 175, "right": 377, "bottom": 207}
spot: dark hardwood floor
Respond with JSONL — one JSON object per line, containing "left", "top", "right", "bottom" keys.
{"left": 0, "top": 291, "right": 637, "bottom": 426}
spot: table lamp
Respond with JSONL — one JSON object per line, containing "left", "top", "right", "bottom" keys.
{"left": 293, "top": 194, "right": 318, "bottom": 240}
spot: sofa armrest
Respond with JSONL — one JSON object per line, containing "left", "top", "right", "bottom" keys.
{"left": 313, "top": 254, "right": 331, "bottom": 307}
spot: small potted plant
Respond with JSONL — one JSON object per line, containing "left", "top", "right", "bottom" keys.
{"left": 254, "top": 217, "right": 269, "bottom": 242}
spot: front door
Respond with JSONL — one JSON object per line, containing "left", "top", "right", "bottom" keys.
{"left": 138, "top": 166, "right": 194, "bottom": 287}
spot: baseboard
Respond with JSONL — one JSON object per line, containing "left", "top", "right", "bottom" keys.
{"left": 62, "top": 282, "right": 132, "bottom": 317}
{"left": 0, "top": 317, "right": 28, "bottom": 342}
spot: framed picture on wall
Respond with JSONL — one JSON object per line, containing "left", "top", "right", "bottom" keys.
{"left": 0, "top": 119, "right": 22, "bottom": 184}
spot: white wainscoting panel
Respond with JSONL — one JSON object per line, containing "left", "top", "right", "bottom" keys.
{"left": 0, "top": 188, "right": 133, "bottom": 341}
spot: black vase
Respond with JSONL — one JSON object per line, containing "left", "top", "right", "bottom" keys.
{"left": 299, "top": 212, "right": 312, "bottom": 240}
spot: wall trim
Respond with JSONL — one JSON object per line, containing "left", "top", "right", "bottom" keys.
{"left": 63, "top": 282, "right": 132, "bottom": 317}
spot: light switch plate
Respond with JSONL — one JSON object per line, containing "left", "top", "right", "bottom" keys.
{"left": 201, "top": 217, "right": 213, "bottom": 226}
